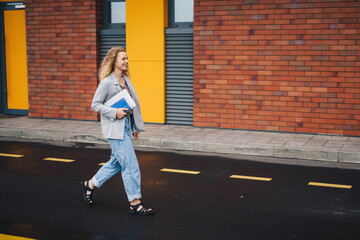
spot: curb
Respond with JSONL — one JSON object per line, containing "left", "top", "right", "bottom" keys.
{"left": 1, "top": 127, "right": 359, "bottom": 164}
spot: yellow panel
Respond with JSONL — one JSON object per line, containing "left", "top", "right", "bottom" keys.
{"left": 126, "top": 0, "right": 166, "bottom": 123}
{"left": 4, "top": 10, "right": 28, "bottom": 110}
{"left": 130, "top": 61, "right": 165, "bottom": 123}
{"left": 126, "top": 0, "right": 165, "bottom": 61}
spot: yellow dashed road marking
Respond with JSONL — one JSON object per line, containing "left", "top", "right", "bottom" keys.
{"left": 308, "top": 182, "right": 352, "bottom": 189}
{"left": 0, "top": 233, "right": 37, "bottom": 240}
{"left": 43, "top": 157, "right": 75, "bottom": 163}
{"left": 0, "top": 153, "right": 24, "bottom": 158}
{"left": 230, "top": 175, "right": 272, "bottom": 182}
{"left": 161, "top": 168, "right": 200, "bottom": 175}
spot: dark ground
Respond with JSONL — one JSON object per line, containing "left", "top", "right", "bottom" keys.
{"left": 0, "top": 139, "right": 359, "bottom": 240}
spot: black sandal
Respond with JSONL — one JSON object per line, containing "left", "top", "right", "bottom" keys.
{"left": 129, "top": 202, "right": 155, "bottom": 215}
{"left": 80, "top": 181, "right": 94, "bottom": 206}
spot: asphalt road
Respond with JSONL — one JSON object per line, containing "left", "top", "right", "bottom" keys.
{"left": 0, "top": 139, "right": 359, "bottom": 240}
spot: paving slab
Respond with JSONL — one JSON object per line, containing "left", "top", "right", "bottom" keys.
{"left": 0, "top": 115, "right": 359, "bottom": 165}
{"left": 339, "top": 152, "right": 360, "bottom": 164}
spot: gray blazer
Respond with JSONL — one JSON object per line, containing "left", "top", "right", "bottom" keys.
{"left": 91, "top": 72, "right": 145, "bottom": 140}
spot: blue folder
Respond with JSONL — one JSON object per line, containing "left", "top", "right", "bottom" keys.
{"left": 110, "top": 98, "right": 131, "bottom": 109}
{"left": 104, "top": 89, "right": 136, "bottom": 110}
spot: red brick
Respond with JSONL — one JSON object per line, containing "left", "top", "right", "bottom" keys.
{"left": 26, "top": 0, "right": 101, "bottom": 121}
{"left": 197, "top": 0, "right": 359, "bottom": 135}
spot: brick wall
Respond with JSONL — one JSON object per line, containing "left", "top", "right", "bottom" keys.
{"left": 25, "top": 0, "right": 102, "bottom": 120}
{"left": 193, "top": 0, "right": 360, "bottom": 136}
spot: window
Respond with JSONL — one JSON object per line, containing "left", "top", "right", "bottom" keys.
{"left": 169, "top": 0, "right": 194, "bottom": 27}
{"left": 103, "top": 0, "right": 126, "bottom": 29}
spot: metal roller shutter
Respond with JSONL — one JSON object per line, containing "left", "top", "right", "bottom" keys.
{"left": 99, "top": 29, "right": 126, "bottom": 60}
{"left": 165, "top": 28, "right": 193, "bottom": 125}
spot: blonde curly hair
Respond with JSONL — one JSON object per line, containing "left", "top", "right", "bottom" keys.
{"left": 98, "top": 47, "right": 129, "bottom": 81}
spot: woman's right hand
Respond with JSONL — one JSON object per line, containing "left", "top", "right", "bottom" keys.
{"left": 116, "top": 108, "right": 128, "bottom": 119}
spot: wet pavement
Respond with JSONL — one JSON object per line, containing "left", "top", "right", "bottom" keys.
{"left": 0, "top": 139, "right": 359, "bottom": 240}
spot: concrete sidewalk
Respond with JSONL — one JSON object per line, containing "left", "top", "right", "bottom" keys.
{"left": 0, "top": 114, "right": 359, "bottom": 164}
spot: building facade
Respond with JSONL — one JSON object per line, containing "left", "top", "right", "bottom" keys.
{"left": 0, "top": 0, "right": 359, "bottom": 136}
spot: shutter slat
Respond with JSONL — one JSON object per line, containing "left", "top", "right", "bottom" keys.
{"left": 165, "top": 32, "right": 193, "bottom": 125}
{"left": 100, "top": 32, "right": 126, "bottom": 60}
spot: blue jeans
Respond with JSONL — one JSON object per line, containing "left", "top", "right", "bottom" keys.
{"left": 91, "top": 116, "right": 142, "bottom": 202}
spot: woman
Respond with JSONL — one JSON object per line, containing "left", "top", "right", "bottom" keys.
{"left": 81, "top": 47, "right": 154, "bottom": 215}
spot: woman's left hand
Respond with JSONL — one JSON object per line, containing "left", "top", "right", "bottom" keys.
{"left": 132, "top": 132, "right": 140, "bottom": 139}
